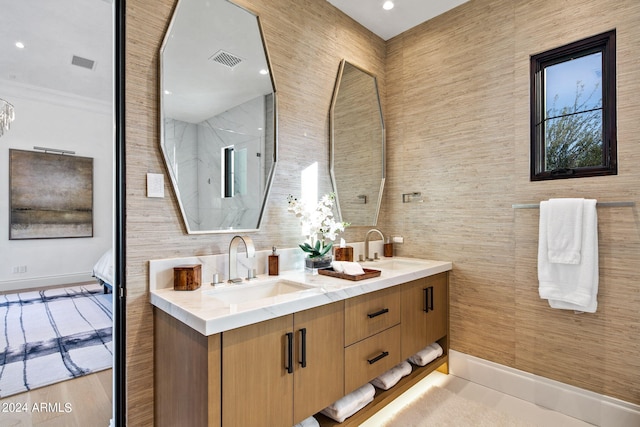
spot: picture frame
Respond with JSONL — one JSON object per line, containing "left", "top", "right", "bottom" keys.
{"left": 9, "top": 149, "right": 93, "bottom": 239}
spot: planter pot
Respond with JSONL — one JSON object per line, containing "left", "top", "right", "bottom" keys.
{"left": 304, "top": 255, "right": 332, "bottom": 275}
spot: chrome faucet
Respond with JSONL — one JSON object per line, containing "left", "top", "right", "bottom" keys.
{"left": 364, "top": 229, "right": 384, "bottom": 261}
{"left": 228, "top": 235, "right": 256, "bottom": 283}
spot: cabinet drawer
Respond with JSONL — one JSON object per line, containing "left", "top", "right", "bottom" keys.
{"left": 344, "top": 325, "right": 401, "bottom": 394}
{"left": 344, "top": 286, "right": 401, "bottom": 346}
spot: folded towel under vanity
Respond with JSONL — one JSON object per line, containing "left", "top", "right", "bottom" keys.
{"left": 293, "top": 415, "right": 320, "bottom": 427}
{"left": 538, "top": 198, "right": 599, "bottom": 312}
{"left": 371, "top": 361, "right": 412, "bottom": 390}
{"left": 409, "top": 342, "right": 443, "bottom": 366}
{"left": 320, "top": 383, "right": 375, "bottom": 423}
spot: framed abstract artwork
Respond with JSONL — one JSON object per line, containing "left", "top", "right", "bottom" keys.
{"left": 9, "top": 149, "right": 93, "bottom": 239}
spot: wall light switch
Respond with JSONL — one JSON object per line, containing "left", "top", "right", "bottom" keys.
{"left": 147, "top": 173, "right": 164, "bottom": 198}
{"left": 392, "top": 236, "right": 404, "bottom": 244}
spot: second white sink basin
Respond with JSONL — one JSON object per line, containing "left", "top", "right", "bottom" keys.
{"left": 203, "top": 280, "right": 318, "bottom": 306}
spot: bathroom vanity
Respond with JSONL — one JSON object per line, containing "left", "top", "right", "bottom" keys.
{"left": 151, "top": 257, "right": 451, "bottom": 427}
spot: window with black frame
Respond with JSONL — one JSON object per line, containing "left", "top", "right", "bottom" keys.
{"left": 530, "top": 30, "right": 617, "bottom": 181}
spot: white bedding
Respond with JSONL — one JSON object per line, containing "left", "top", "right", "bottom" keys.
{"left": 92, "top": 249, "right": 114, "bottom": 286}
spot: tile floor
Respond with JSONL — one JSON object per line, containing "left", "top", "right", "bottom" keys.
{"left": 361, "top": 371, "right": 594, "bottom": 426}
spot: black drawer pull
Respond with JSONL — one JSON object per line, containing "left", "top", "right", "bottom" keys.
{"left": 367, "top": 351, "right": 390, "bottom": 364}
{"left": 285, "top": 332, "right": 293, "bottom": 374}
{"left": 367, "top": 308, "right": 389, "bottom": 318}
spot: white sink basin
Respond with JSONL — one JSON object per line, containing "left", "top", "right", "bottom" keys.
{"left": 203, "top": 280, "right": 318, "bottom": 306}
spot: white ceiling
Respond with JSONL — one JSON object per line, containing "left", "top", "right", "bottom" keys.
{"left": 0, "top": 0, "right": 467, "bottom": 110}
{"left": 0, "top": 0, "right": 113, "bottom": 103}
{"left": 327, "top": 0, "right": 470, "bottom": 40}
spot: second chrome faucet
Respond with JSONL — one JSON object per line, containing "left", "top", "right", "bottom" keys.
{"left": 364, "top": 229, "right": 384, "bottom": 261}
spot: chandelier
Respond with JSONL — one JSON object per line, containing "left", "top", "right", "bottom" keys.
{"left": 1, "top": 98, "right": 15, "bottom": 138}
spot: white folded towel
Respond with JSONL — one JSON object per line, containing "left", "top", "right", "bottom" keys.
{"left": 320, "top": 383, "right": 375, "bottom": 423}
{"left": 538, "top": 199, "right": 599, "bottom": 312}
{"left": 341, "top": 262, "right": 365, "bottom": 276}
{"left": 408, "top": 342, "right": 443, "bottom": 366}
{"left": 331, "top": 261, "right": 345, "bottom": 273}
{"left": 371, "top": 361, "right": 412, "bottom": 390}
{"left": 547, "top": 198, "right": 584, "bottom": 264}
{"left": 293, "top": 415, "right": 320, "bottom": 427}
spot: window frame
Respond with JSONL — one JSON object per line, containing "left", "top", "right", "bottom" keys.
{"left": 530, "top": 30, "right": 617, "bottom": 181}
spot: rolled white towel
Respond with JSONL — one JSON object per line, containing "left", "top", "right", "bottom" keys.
{"left": 293, "top": 415, "right": 320, "bottom": 427}
{"left": 341, "top": 262, "right": 366, "bottom": 276}
{"left": 320, "top": 383, "right": 375, "bottom": 423}
{"left": 371, "top": 361, "right": 412, "bottom": 390}
{"left": 408, "top": 342, "right": 443, "bottom": 366}
{"left": 331, "top": 261, "right": 345, "bottom": 273}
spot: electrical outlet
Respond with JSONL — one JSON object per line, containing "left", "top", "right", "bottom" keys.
{"left": 12, "top": 265, "right": 27, "bottom": 273}
{"left": 392, "top": 236, "right": 404, "bottom": 244}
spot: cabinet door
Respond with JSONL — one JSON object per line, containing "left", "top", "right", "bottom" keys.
{"left": 293, "top": 302, "right": 344, "bottom": 424}
{"left": 222, "top": 315, "right": 294, "bottom": 427}
{"left": 401, "top": 273, "right": 448, "bottom": 359}
{"left": 425, "top": 272, "right": 448, "bottom": 343}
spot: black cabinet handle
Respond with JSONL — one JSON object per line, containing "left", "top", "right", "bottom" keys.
{"left": 368, "top": 351, "right": 390, "bottom": 364}
{"left": 424, "top": 286, "right": 434, "bottom": 312}
{"left": 285, "top": 332, "right": 293, "bottom": 374}
{"left": 367, "top": 308, "right": 389, "bottom": 318}
{"left": 299, "top": 328, "right": 307, "bottom": 368}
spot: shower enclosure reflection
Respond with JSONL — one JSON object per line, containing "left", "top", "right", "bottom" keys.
{"left": 160, "top": 0, "right": 277, "bottom": 233}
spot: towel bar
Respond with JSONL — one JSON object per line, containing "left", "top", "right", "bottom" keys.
{"left": 512, "top": 201, "right": 635, "bottom": 209}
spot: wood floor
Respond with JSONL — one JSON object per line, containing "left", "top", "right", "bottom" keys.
{"left": 0, "top": 369, "right": 112, "bottom": 427}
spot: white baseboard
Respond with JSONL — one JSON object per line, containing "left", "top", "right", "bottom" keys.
{"left": 449, "top": 350, "right": 640, "bottom": 427}
{"left": 0, "top": 272, "right": 94, "bottom": 292}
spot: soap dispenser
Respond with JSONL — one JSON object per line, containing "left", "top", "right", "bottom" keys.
{"left": 384, "top": 238, "right": 394, "bottom": 257}
{"left": 268, "top": 246, "right": 279, "bottom": 276}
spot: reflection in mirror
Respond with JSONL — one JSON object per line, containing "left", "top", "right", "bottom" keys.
{"left": 161, "top": 0, "right": 277, "bottom": 233}
{"left": 330, "top": 60, "right": 385, "bottom": 226}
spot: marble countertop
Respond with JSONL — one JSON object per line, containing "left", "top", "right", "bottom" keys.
{"left": 150, "top": 257, "right": 452, "bottom": 336}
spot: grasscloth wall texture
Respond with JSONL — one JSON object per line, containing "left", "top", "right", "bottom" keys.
{"left": 125, "top": 0, "right": 384, "bottom": 424}
{"left": 126, "top": 0, "right": 639, "bottom": 423}
{"left": 386, "top": 0, "right": 639, "bottom": 405}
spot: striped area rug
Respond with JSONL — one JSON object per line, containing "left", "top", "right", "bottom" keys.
{"left": 0, "top": 283, "right": 112, "bottom": 398}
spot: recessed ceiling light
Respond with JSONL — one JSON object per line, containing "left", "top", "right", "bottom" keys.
{"left": 259, "top": 69, "right": 269, "bottom": 75}
{"left": 15, "top": 42, "right": 25, "bottom": 49}
{"left": 383, "top": 1, "right": 394, "bottom": 11}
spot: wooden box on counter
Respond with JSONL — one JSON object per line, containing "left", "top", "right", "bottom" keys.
{"left": 173, "top": 264, "right": 202, "bottom": 291}
{"left": 333, "top": 246, "right": 354, "bottom": 262}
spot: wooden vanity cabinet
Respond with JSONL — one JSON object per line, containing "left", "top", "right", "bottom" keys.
{"left": 400, "top": 272, "right": 449, "bottom": 359}
{"left": 154, "top": 308, "right": 221, "bottom": 427}
{"left": 222, "top": 301, "right": 344, "bottom": 427}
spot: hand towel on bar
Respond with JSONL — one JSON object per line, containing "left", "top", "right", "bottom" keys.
{"left": 538, "top": 199, "right": 599, "bottom": 312}
{"left": 320, "top": 383, "right": 375, "bottom": 423}
{"left": 293, "top": 415, "right": 320, "bottom": 427}
{"left": 546, "top": 198, "right": 584, "bottom": 264}
{"left": 408, "top": 342, "right": 443, "bottom": 366}
{"left": 370, "top": 361, "right": 412, "bottom": 390}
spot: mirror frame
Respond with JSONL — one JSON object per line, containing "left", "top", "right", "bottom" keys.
{"left": 114, "top": 0, "right": 126, "bottom": 423}
{"left": 158, "top": 0, "right": 278, "bottom": 234}
{"left": 329, "top": 59, "right": 385, "bottom": 226}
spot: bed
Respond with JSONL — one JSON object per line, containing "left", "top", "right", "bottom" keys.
{"left": 92, "top": 248, "right": 114, "bottom": 293}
